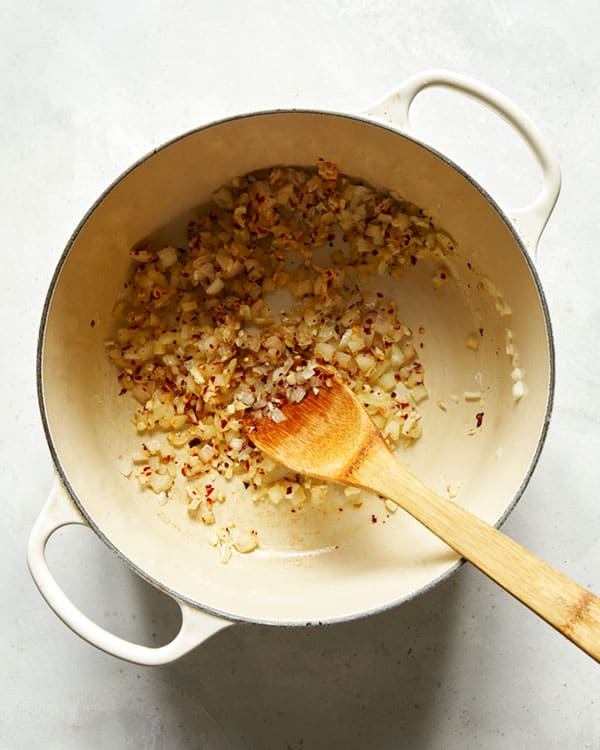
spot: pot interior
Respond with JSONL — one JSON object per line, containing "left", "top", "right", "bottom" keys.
{"left": 40, "top": 112, "right": 552, "bottom": 624}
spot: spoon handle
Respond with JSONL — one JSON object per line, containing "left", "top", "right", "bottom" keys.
{"left": 356, "top": 444, "right": 600, "bottom": 663}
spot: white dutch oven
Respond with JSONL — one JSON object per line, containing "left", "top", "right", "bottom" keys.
{"left": 28, "top": 71, "right": 560, "bottom": 665}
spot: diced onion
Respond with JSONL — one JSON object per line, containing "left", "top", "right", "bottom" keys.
{"left": 105, "top": 160, "right": 495, "bottom": 552}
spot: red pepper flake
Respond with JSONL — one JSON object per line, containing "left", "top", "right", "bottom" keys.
{"left": 286, "top": 486, "right": 293, "bottom": 495}
{"left": 90, "top": 319, "right": 96, "bottom": 328}
{"left": 220, "top": 419, "right": 227, "bottom": 429}
{"left": 338, "top": 507, "right": 344, "bottom": 512}
{"left": 118, "top": 388, "right": 127, "bottom": 396}
{"left": 418, "top": 326, "right": 425, "bottom": 334}
{"left": 188, "top": 437, "right": 201, "bottom": 448}
{"left": 476, "top": 412, "right": 484, "bottom": 428}
{"left": 371, "top": 514, "right": 378, "bottom": 524}
{"left": 410, "top": 255, "right": 417, "bottom": 265}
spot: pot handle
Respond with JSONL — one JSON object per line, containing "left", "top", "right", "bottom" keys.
{"left": 27, "top": 479, "right": 232, "bottom": 665}
{"left": 363, "top": 69, "right": 561, "bottom": 253}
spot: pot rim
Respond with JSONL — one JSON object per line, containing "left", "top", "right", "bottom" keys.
{"left": 36, "top": 107, "right": 555, "bottom": 626}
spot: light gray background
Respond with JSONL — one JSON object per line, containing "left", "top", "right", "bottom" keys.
{"left": 2, "top": 1, "right": 599, "bottom": 748}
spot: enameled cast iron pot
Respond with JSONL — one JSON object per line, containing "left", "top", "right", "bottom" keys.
{"left": 28, "top": 71, "right": 561, "bottom": 664}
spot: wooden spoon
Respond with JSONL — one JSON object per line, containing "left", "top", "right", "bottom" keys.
{"left": 246, "top": 378, "right": 600, "bottom": 663}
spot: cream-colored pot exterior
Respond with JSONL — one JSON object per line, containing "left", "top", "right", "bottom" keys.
{"left": 29, "top": 71, "right": 560, "bottom": 665}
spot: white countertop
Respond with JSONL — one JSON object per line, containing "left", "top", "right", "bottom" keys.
{"left": 2, "top": 1, "right": 599, "bottom": 747}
